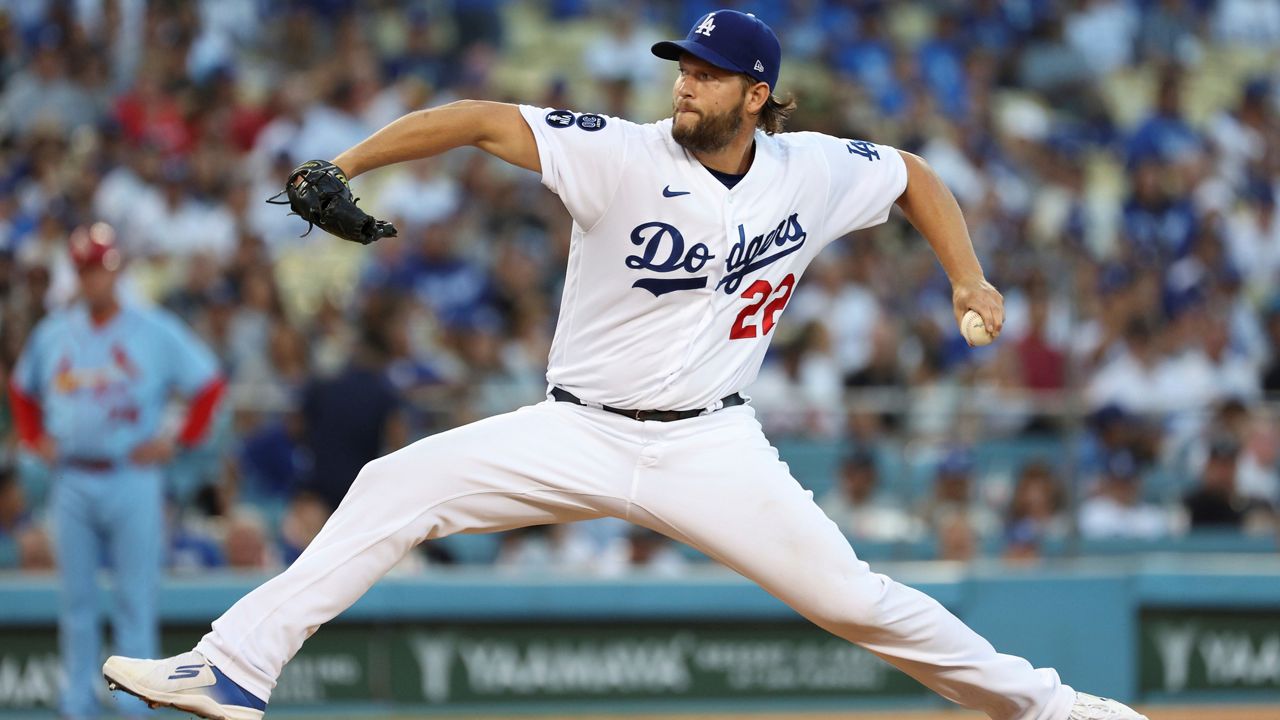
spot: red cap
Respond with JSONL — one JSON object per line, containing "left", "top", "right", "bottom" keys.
{"left": 69, "top": 222, "right": 122, "bottom": 271}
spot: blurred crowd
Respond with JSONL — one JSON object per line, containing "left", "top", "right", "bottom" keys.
{"left": 1, "top": 0, "right": 1279, "bottom": 576}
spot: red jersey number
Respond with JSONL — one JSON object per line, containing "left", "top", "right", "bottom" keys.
{"left": 729, "top": 273, "right": 795, "bottom": 340}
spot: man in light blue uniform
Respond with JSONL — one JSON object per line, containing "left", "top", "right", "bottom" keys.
{"left": 8, "top": 223, "right": 225, "bottom": 719}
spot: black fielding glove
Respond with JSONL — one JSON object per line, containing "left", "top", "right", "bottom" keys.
{"left": 267, "top": 160, "right": 398, "bottom": 245}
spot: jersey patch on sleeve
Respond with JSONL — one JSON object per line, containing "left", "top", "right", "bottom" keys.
{"left": 845, "top": 139, "right": 881, "bottom": 161}
{"left": 576, "top": 113, "right": 607, "bottom": 131}
{"left": 545, "top": 109, "right": 575, "bottom": 128}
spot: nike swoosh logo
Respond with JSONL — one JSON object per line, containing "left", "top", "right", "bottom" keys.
{"left": 662, "top": 186, "right": 691, "bottom": 198}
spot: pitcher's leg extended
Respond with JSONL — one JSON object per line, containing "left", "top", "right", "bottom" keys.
{"left": 101, "top": 403, "right": 633, "bottom": 715}
{"left": 198, "top": 403, "right": 632, "bottom": 700}
{"left": 629, "top": 407, "right": 1075, "bottom": 720}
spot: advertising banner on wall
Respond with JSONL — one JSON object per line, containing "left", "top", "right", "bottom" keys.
{"left": 1140, "top": 609, "right": 1280, "bottom": 697}
{"left": 0, "top": 621, "right": 928, "bottom": 712}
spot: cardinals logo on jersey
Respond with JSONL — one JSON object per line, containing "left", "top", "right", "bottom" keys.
{"left": 53, "top": 344, "right": 139, "bottom": 394}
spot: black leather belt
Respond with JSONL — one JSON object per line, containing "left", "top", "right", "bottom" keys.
{"left": 64, "top": 457, "right": 116, "bottom": 472}
{"left": 551, "top": 387, "right": 745, "bottom": 422}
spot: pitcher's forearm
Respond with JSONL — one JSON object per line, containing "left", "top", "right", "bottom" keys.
{"left": 333, "top": 100, "right": 489, "bottom": 179}
{"left": 895, "top": 150, "right": 985, "bottom": 285}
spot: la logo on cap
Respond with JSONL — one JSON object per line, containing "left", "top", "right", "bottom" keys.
{"left": 650, "top": 9, "right": 782, "bottom": 90}
{"left": 695, "top": 13, "right": 716, "bottom": 36}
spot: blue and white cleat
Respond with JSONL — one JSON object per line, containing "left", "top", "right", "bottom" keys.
{"left": 103, "top": 650, "right": 266, "bottom": 720}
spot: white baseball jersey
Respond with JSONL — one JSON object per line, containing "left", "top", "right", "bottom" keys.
{"left": 517, "top": 105, "right": 907, "bottom": 411}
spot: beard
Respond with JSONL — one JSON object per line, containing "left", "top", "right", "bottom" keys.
{"left": 671, "top": 96, "right": 745, "bottom": 153}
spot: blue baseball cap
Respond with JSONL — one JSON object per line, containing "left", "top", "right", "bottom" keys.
{"left": 651, "top": 10, "right": 781, "bottom": 90}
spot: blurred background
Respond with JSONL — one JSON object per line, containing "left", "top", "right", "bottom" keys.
{"left": 0, "top": 0, "right": 1278, "bottom": 717}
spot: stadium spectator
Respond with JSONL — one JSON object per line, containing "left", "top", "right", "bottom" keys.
{"left": 583, "top": 9, "right": 662, "bottom": 117}
{"left": 0, "top": 29, "right": 96, "bottom": 138}
{"left": 140, "top": 160, "right": 237, "bottom": 260}
{"left": 222, "top": 508, "right": 278, "bottom": 571}
{"left": 1224, "top": 179, "right": 1280, "bottom": 300}
{"left": 278, "top": 492, "right": 331, "bottom": 566}
{"left": 1064, "top": 0, "right": 1137, "bottom": 76}
{"left": 818, "top": 448, "right": 924, "bottom": 544}
{"left": 1207, "top": 79, "right": 1275, "bottom": 190}
{"left": 1004, "top": 461, "right": 1069, "bottom": 552}
{"left": 235, "top": 410, "right": 307, "bottom": 505}
{"left": 1191, "top": 400, "right": 1280, "bottom": 508}
{"left": 1156, "top": 305, "right": 1260, "bottom": 442}
{"left": 1017, "top": 16, "right": 1091, "bottom": 98}
{"left": 296, "top": 299, "right": 406, "bottom": 512}
{"left": 917, "top": 10, "right": 968, "bottom": 118}
{"left": 1012, "top": 289, "right": 1065, "bottom": 391}
{"left": 1126, "top": 69, "right": 1204, "bottom": 172}
{"left": 751, "top": 321, "right": 842, "bottom": 438}
{"left": 834, "top": 6, "right": 903, "bottom": 118}
{"left": 1085, "top": 317, "right": 1166, "bottom": 415}
{"left": 935, "top": 514, "right": 979, "bottom": 563}
{"left": 0, "top": 465, "right": 53, "bottom": 571}
{"left": 1213, "top": 0, "right": 1280, "bottom": 47}
{"left": 1122, "top": 160, "right": 1198, "bottom": 261}
{"left": 290, "top": 77, "right": 374, "bottom": 166}
{"left": 917, "top": 449, "right": 1001, "bottom": 540}
{"left": 1079, "top": 450, "right": 1173, "bottom": 540}
{"left": 1137, "top": 0, "right": 1202, "bottom": 65}
{"left": 377, "top": 158, "right": 463, "bottom": 230}
{"left": 168, "top": 501, "right": 225, "bottom": 573}
{"left": 1183, "top": 433, "right": 1275, "bottom": 532}
{"left": 789, "top": 251, "right": 884, "bottom": 385}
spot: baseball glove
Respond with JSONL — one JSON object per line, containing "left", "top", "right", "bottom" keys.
{"left": 267, "top": 160, "right": 397, "bottom": 245}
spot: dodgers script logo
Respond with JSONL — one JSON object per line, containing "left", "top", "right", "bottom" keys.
{"left": 718, "top": 213, "right": 807, "bottom": 293}
{"left": 624, "top": 214, "right": 807, "bottom": 297}
{"left": 625, "top": 222, "right": 715, "bottom": 297}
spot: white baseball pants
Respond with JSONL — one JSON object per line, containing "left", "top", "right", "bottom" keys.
{"left": 197, "top": 400, "right": 1075, "bottom": 720}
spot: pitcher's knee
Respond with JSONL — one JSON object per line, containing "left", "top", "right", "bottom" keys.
{"left": 348, "top": 448, "right": 425, "bottom": 497}
{"left": 350, "top": 433, "right": 458, "bottom": 491}
{"left": 341, "top": 444, "right": 462, "bottom": 534}
{"left": 801, "top": 570, "right": 891, "bottom": 629}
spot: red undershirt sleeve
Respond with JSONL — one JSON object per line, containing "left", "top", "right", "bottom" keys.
{"left": 7, "top": 380, "right": 45, "bottom": 449}
{"left": 176, "top": 375, "right": 226, "bottom": 447}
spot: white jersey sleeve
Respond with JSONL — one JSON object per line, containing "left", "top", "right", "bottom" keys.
{"left": 518, "top": 105, "right": 631, "bottom": 230}
{"left": 800, "top": 133, "right": 908, "bottom": 241}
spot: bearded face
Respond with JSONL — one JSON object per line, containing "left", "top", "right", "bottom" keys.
{"left": 671, "top": 89, "right": 747, "bottom": 154}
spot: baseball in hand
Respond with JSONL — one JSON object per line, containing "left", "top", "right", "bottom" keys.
{"left": 961, "top": 309, "right": 994, "bottom": 346}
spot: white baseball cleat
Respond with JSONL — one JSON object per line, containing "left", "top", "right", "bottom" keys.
{"left": 103, "top": 650, "right": 266, "bottom": 720}
{"left": 1068, "top": 691, "right": 1149, "bottom": 719}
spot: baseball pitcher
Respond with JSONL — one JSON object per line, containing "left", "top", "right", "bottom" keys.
{"left": 104, "top": 11, "right": 1144, "bottom": 720}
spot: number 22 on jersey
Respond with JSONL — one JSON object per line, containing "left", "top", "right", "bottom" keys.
{"left": 730, "top": 273, "right": 796, "bottom": 340}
